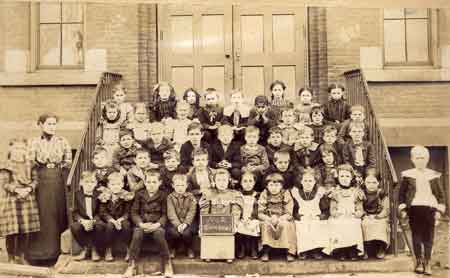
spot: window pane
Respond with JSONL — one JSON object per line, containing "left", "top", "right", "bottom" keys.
{"left": 384, "top": 20, "right": 406, "bottom": 63}
{"left": 406, "top": 19, "right": 429, "bottom": 62}
{"left": 62, "top": 3, "right": 83, "bottom": 23}
{"left": 405, "top": 9, "right": 428, "bottom": 19}
{"left": 384, "top": 9, "right": 404, "bottom": 19}
{"left": 40, "top": 24, "right": 61, "bottom": 66}
{"left": 62, "top": 24, "right": 84, "bottom": 66}
{"left": 40, "top": 3, "right": 61, "bottom": 23}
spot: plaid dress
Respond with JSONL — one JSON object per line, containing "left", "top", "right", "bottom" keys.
{"left": 0, "top": 162, "right": 40, "bottom": 237}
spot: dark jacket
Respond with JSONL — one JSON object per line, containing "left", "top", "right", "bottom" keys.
{"left": 197, "top": 105, "right": 223, "bottom": 128}
{"left": 324, "top": 99, "right": 351, "bottom": 124}
{"left": 248, "top": 108, "right": 278, "bottom": 145}
{"left": 292, "top": 143, "right": 321, "bottom": 168}
{"left": 209, "top": 139, "right": 242, "bottom": 170}
{"left": 342, "top": 140, "right": 376, "bottom": 175}
{"left": 143, "top": 138, "right": 174, "bottom": 166}
{"left": 94, "top": 167, "right": 115, "bottom": 187}
{"left": 131, "top": 189, "right": 167, "bottom": 226}
{"left": 112, "top": 143, "right": 140, "bottom": 171}
{"left": 398, "top": 168, "right": 446, "bottom": 212}
{"left": 265, "top": 165, "right": 298, "bottom": 190}
{"left": 167, "top": 192, "right": 197, "bottom": 227}
{"left": 72, "top": 189, "right": 101, "bottom": 222}
{"left": 98, "top": 195, "right": 133, "bottom": 222}
{"left": 180, "top": 140, "right": 210, "bottom": 169}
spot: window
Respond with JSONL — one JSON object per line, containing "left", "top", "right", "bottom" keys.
{"left": 383, "top": 9, "right": 430, "bottom": 65}
{"left": 38, "top": 3, "right": 84, "bottom": 68}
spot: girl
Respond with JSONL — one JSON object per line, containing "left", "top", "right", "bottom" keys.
{"left": 324, "top": 83, "right": 351, "bottom": 125}
{"left": 183, "top": 88, "right": 201, "bottom": 120}
{"left": 112, "top": 130, "right": 141, "bottom": 176}
{"left": 150, "top": 82, "right": 177, "bottom": 122}
{"left": 324, "top": 164, "right": 364, "bottom": 260}
{"left": 236, "top": 171, "right": 260, "bottom": 259}
{"left": 269, "top": 80, "right": 293, "bottom": 122}
{"left": 0, "top": 139, "right": 40, "bottom": 264}
{"left": 318, "top": 144, "right": 339, "bottom": 191}
{"left": 308, "top": 104, "right": 332, "bottom": 145}
{"left": 112, "top": 83, "right": 134, "bottom": 124}
{"left": 125, "top": 102, "right": 151, "bottom": 144}
{"left": 222, "top": 90, "right": 250, "bottom": 143}
{"left": 97, "top": 100, "right": 122, "bottom": 160}
{"left": 278, "top": 108, "right": 304, "bottom": 147}
{"left": 199, "top": 169, "right": 243, "bottom": 262}
{"left": 258, "top": 173, "right": 296, "bottom": 262}
{"left": 361, "top": 174, "right": 389, "bottom": 260}
{"left": 291, "top": 167, "right": 329, "bottom": 260}
{"left": 398, "top": 145, "right": 446, "bottom": 275}
{"left": 295, "top": 87, "right": 315, "bottom": 125}
{"left": 164, "top": 101, "right": 194, "bottom": 151}
{"left": 27, "top": 114, "right": 72, "bottom": 262}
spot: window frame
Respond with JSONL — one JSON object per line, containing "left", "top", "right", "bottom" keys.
{"left": 30, "top": 2, "right": 86, "bottom": 71}
{"left": 381, "top": 8, "right": 438, "bottom": 67}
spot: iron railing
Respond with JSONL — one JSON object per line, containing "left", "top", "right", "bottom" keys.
{"left": 65, "top": 72, "right": 122, "bottom": 229}
{"left": 344, "top": 69, "right": 399, "bottom": 255}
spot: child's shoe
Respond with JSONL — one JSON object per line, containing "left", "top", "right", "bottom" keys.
{"left": 362, "top": 252, "right": 369, "bottom": 260}
{"left": 164, "top": 258, "right": 174, "bottom": 277}
{"left": 74, "top": 247, "right": 88, "bottom": 261}
{"left": 423, "top": 260, "right": 432, "bottom": 276}
{"left": 91, "top": 247, "right": 101, "bottom": 262}
{"left": 250, "top": 249, "right": 258, "bottom": 259}
{"left": 187, "top": 248, "right": 195, "bottom": 259}
{"left": 286, "top": 254, "right": 296, "bottom": 262}
{"left": 169, "top": 248, "right": 176, "bottom": 259}
{"left": 7, "top": 255, "right": 15, "bottom": 263}
{"left": 298, "top": 253, "right": 307, "bottom": 260}
{"left": 415, "top": 258, "right": 424, "bottom": 274}
{"left": 123, "top": 260, "right": 137, "bottom": 278}
{"left": 125, "top": 248, "right": 130, "bottom": 262}
{"left": 313, "top": 251, "right": 323, "bottom": 260}
{"left": 375, "top": 248, "right": 385, "bottom": 259}
{"left": 237, "top": 247, "right": 245, "bottom": 259}
{"left": 260, "top": 250, "right": 269, "bottom": 262}
{"left": 105, "top": 247, "right": 114, "bottom": 262}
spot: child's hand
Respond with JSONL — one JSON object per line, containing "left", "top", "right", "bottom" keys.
{"left": 435, "top": 212, "right": 441, "bottom": 224}
{"left": 399, "top": 210, "right": 408, "bottom": 219}
{"left": 81, "top": 219, "right": 93, "bottom": 231}
{"left": 177, "top": 223, "right": 188, "bottom": 233}
{"left": 148, "top": 162, "right": 159, "bottom": 169}
{"left": 270, "top": 215, "right": 279, "bottom": 226}
{"left": 115, "top": 219, "right": 122, "bottom": 230}
{"left": 219, "top": 160, "right": 232, "bottom": 169}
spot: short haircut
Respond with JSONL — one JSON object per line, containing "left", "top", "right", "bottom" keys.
{"left": 328, "top": 83, "right": 345, "bottom": 93}
{"left": 281, "top": 108, "right": 295, "bottom": 116}
{"left": 349, "top": 121, "right": 365, "bottom": 132}
{"left": 135, "top": 149, "right": 150, "bottom": 157}
{"left": 351, "top": 105, "right": 365, "bottom": 114}
{"left": 187, "top": 121, "right": 203, "bottom": 134}
{"left": 93, "top": 146, "right": 108, "bottom": 157}
{"left": 192, "top": 148, "right": 208, "bottom": 159}
{"left": 102, "top": 100, "right": 121, "bottom": 121}
{"left": 172, "top": 173, "right": 187, "bottom": 184}
{"left": 163, "top": 149, "right": 180, "bottom": 161}
{"left": 119, "top": 129, "right": 134, "bottom": 139}
{"left": 213, "top": 168, "right": 230, "bottom": 180}
{"left": 270, "top": 80, "right": 286, "bottom": 91}
{"left": 274, "top": 150, "right": 290, "bottom": 162}
{"left": 145, "top": 170, "right": 161, "bottom": 181}
{"left": 323, "top": 125, "right": 338, "bottom": 135}
{"left": 411, "top": 145, "right": 430, "bottom": 160}
{"left": 319, "top": 144, "right": 337, "bottom": 156}
{"left": 269, "top": 126, "right": 283, "bottom": 137}
{"left": 245, "top": 125, "right": 260, "bottom": 136}
{"left": 133, "top": 102, "right": 148, "bottom": 113}
{"left": 218, "top": 124, "right": 233, "bottom": 134}
{"left": 264, "top": 172, "right": 285, "bottom": 185}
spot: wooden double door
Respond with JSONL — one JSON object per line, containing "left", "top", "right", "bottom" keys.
{"left": 158, "top": 4, "right": 307, "bottom": 104}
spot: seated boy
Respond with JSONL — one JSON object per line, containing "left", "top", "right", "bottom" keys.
{"left": 222, "top": 90, "right": 250, "bottom": 143}
{"left": 210, "top": 124, "right": 242, "bottom": 183}
{"left": 98, "top": 172, "right": 134, "bottom": 262}
{"left": 240, "top": 126, "right": 270, "bottom": 192}
{"left": 187, "top": 148, "right": 215, "bottom": 199}
{"left": 125, "top": 171, "right": 172, "bottom": 277}
{"left": 71, "top": 171, "right": 105, "bottom": 262}
{"left": 320, "top": 125, "right": 344, "bottom": 165}
{"left": 248, "top": 95, "right": 277, "bottom": 146}
{"left": 265, "top": 150, "right": 297, "bottom": 189}
{"left": 180, "top": 122, "right": 210, "bottom": 170}
{"left": 293, "top": 126, "right": 320, "bottom": 169}
{"left": 265, "top": 126, "right": 291, "bottom": 165}
{"left": 112, "top": 129, "right": 141, "bottom": 175}
{"left": 127, "top": 149, "right": 154, "bottom": 192}
{"left": 166, "top": 173, "right": 198, "bottom": 259}
{"left": 143, "top": 122, "right": 174, "bottom": 168}
{"left": 278, "top": 108, "right": 304, "bottom": 147}
{"left": 337, "top": 105, "right": 371, "bottom": 144}
{"left": 342, "top": 122, "right": 376, "bottom": 179}
{"left": 160, "top": 149, "right": 188, "bottom": 193}
{"left": 307, "top": 104, "right": 332, "bottom": 145}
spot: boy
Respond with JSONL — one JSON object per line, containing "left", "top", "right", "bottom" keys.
{"left": 307, "top": 105, "right": 331, "bottom": 145}
{"left": 265, "top": 126, "right": 291, "bottom": 166}
{"left": 342, "top": 122, "right": 376, "bottom": 178}
{"left": 92, "top": 147, "right": 115, "bottom": 187}
{"left": 248, "top": 95, "right": 277, "bottom": 146}
{"left": 222, "top": 90, "right": 250, "bottom": 143}
{"left": 160, "top": 149, "right": 188, "bottom": 193}
{"left": 112, "top": 129, "right": 141, "bottom": 175}
{"left": 338, "top": 105, "right": 371, "bottom": 144}
{"left": 166, "top": 174, "right": 197, "bottom": 259}
{"left": 398, "top": 146, "right": 446, "bottom": 275}
{"left": 125, "top": 171, "right": 172, "bottom": 277}
{"left": 187, "top": 148, "right": 215, "bottom": 198}
{"left": 197, "top": 89, "right": 223, "bottom": 143}
{"left": 265, "top": 150, "right": 297, "bottom": 189}
{"left": 127, "top": 149, "right": 154, "bottom": 192}
{"left": 180, "top": 122, "right": 210, "bottom": 170}
{"left": 164, "top": 101, "right": 194, "bottom": 150}
{"left": 210, "top": 124, "right": 242, "bottom": 183}
{"left": 241, "top": 126, "right": 270, "bottom": 192}
{"left": 321, "top": 125, "right": 344, "bottom": 165}
{"left": 98, "top": 172, "right": 134, "bottom": 262}
{"left": 278, "top": 108, "right": 304, "bottom": 147}
{"left": 71, "top": 171, "right": 104, "bottom": 262}
{"left": 143, "top": 122, "right": 174, "bottom": 168}
{"left": 293, "top": 126, "right": 320, "bottom": 169}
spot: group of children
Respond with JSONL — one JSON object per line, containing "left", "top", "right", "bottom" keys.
{"left": 0, "top": 79, "right": 444, "bottom": 278}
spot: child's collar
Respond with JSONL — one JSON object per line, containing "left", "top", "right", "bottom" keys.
{"left": 402, "top": 168, "right": 441, "bottom": 180}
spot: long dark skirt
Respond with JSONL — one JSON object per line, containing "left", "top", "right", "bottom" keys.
{"left": 26, "top": 167, "right": 67, "bottom": 261}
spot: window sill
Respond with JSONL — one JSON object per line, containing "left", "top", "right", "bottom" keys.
{"left": 0, "top": 70, "right": 103, "bottom": 86}
{"left": 363, "top": 68, "right": 450, "bottom": 82}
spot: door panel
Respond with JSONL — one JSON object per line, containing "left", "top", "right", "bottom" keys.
{"left": 233, "top": 5, "right": 306, "bottom": 103}
{"left": 159, "top": 5, "right": 233, "bottom": 103}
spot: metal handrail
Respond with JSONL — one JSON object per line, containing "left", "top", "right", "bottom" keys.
{"left": 344, "top": 69, "right": 399, "bottom": 255}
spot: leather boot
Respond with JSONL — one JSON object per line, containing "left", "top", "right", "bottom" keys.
{"left": 73, "top": 247, "right": 88, "bottom": 261}
{"left": 91, "top": 247, "right": 101, "bottom": 262}
{"left": 105, "top": 247, "right": 114, "bottom": 262}
{"left": 423, "top": 259, "right": 432, "bottom": 276}
{"left": 415, "top": 258, "right": 424, "bottom": 274}
{"left": 123, "top": 260, "right": 137, "bottom": 278}
{"left": 163, "top": 258, "right": 174, "bottom": 277}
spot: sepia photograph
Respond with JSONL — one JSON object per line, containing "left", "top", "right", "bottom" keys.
{"left": 0, "top": 0, "right": 448, "bottom": 277}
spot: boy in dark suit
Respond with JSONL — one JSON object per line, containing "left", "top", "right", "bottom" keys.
{"left": 70, "top": 171, "right": 105, "bottom": 261}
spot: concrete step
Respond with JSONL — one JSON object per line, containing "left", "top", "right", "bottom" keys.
{"left": 56, "top": 254, "right": 413, "bottom": 276}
